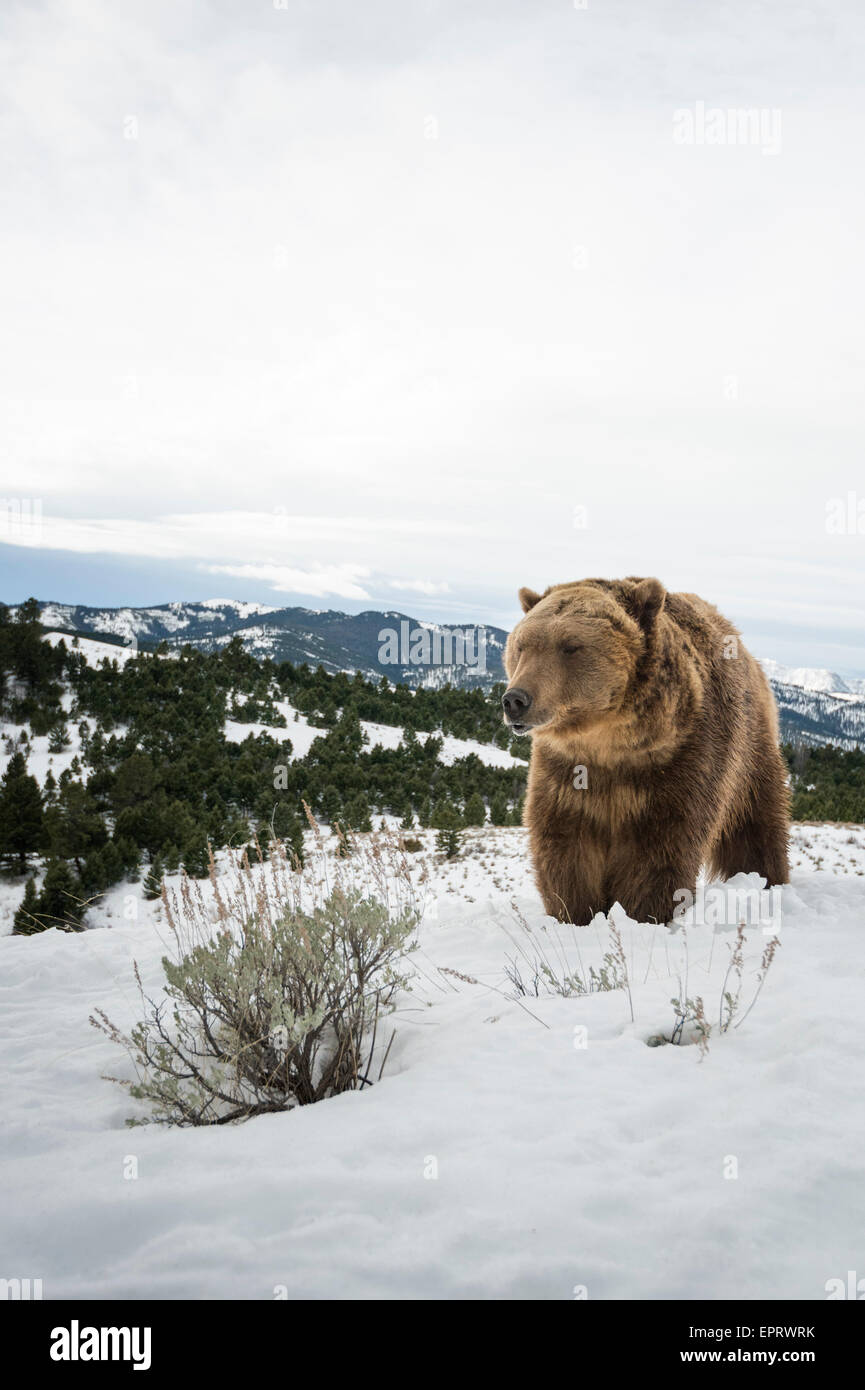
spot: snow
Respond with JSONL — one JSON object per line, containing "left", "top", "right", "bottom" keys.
{"left": 1, "top": 728, "right": 84, "bottom": 788}
{"left": 222, "top": 701, "right": 527, "bottom": 769}
{"left": 0, "top": 636, "right": 137, "bottom": 789}
{"left": 75, "top": 608, "right": 155, "bottom": 639}
{"left": 0, "top": 693, "right": 95, "bottom": 788}
{"left": 199, "top": 599, "right": 279, "bottom": 619}
{"left": 435, "top": 732, "right": 523, "bottom": 769}
{"left": 760, "top": 658, "right": 865, "bottom": 702}
{"left": 43, "top": 632, "right": 139, "bottom": 667}
{"left": 1, "top": 823, "right": 864, "bottom": 1299}
{"left": 35, "top": 603, "right": 77, "bottom": 629}
{"left": 1, "top": 684, "right": 523, "bottom": 794}
{"left": 223, "top": 700, "right": 320, "bottom": 759}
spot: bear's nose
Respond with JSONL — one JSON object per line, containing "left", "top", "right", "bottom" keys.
{"left": 502, "top": 687, "right": 532, "bottom": 720}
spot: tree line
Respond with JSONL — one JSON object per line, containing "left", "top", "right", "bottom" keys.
{"left": 0, "top": 602, "right": 528, "bottom": 931}
{"left": 3, "top": 601, "right": 863, "bottom": 934}
{"left": 783, "top": 742, "right": 865, "bottom": 823}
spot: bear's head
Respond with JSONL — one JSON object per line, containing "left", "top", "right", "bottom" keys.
{"left": 502, "top": 577, "right": 667, "bottom": 741}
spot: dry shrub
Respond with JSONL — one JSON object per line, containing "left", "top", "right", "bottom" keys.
{"left": 91, "top": 814, "right": 420, "bottom": 1125}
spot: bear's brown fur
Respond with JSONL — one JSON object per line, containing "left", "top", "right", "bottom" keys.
{"left": 503, "top": 577, "right": 790, "bottom": 924}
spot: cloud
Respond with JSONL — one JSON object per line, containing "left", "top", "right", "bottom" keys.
{"left": 204, "top": 562, "right": 371, "bottom": 601}
{"left": 0, "top": 0, "right": 863, "bottom": 663}
{"left": 0, "top": 507, "right": 463, "bottom": 601}
{"left": 0, "top": 509, "right": 473, "bottom": 556}
{"left": 383, "top": 578, "right": 451, "bottom": 595}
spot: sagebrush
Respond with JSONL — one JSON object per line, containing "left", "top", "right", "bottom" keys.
{"left": 92, "top": 821, "right": 420, "bottom": 1125}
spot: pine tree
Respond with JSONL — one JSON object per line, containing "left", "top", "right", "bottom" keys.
{"left": 116, "top": 836, "right": 140, "bottom": 880}
{"left": 33, "top": 859, "right": 85, "bottom": 932}
{"left": 319, "top": 785, "right": 341, "bottom": 824}
{"left": 263, "top": 802, "right": 305, "bottom": 867}
{"left": 435, "top": 804, "right": 462, "bottom": 859}
{"left": 80, "top": 848, "right": 108, "bottom": 895}
{"left": 99, "top": 839, "right": 125, "bottom": 886}
{"left": 344, "top": 793, "right": 372, "bottom": 833}
{"left": 431, "top": 797, "right": 463, "bottom": 831}
{"left": 143, "top": 855, "right": 165, "bottom": 900}
{"left": 332, "top": 820, "right": 355, "bottom": 858}
{"left": 48, "top": 724, "right": 70, "bottom": 752}
{"left": 281, "top": 812, "right": 306, "bottom": 868}
{"left": 490, "top": 793, "right": 509, "bottom": 826}
{"left": 464, "top": 791, "right": 486, "bottom": 827}
{"left": 42, "top": 780, "right": 107, "bottom": 872}
{"left": 13, "top": 876, "right": 41, "bottom": 935}
{"left": 0, "top": 751, "right": 44, "bottom": 871}
{"left": 163, "top": 843, "right": 181, "bottom": 873}
{"left": 183, "top": 838, "right": 211, "bottom": 878}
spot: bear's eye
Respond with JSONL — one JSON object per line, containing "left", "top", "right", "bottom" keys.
{"left": 562, "top": 642, "right": 583, "bottom": 656}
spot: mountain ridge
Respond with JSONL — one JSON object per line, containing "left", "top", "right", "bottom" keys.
{"left": 8, "top": 597, "right": 865, "bottom": 749}
{"left": 13, "top": 598, "right": 505, "bottom": 690}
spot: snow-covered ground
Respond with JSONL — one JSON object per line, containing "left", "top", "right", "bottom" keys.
{"left": 224, "top": 700, "right": 526, "bottom": 769}
{"left": 1, "top": 823, "right": 864, "bottom": 1300}
{"left": 223, "top": 700, "right": 319, "bottom": 757}
{"left": 43, "top": 631, "right": 139, "bottom": 666}
{"left": 3, "top": 693, "right": 525, "bottom": 789}
{"left": 0, "top": 692, "right": 94, "bottom": 787}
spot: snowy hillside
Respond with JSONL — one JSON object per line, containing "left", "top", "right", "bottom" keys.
{"left": 43, "top": 631, "right": 139, "bottom": 666}
{"left": 767, "top": 679, "right": 865, "bottom": 751}
{"left": 3, "top": 700, "right": 525, "bottom": 790}
{"left": 36, "top": 598, "right": 279, "bottom": 641}
{"left": 1, "top": 823, "right": 864, "bottom": 1300}
{"left": 223, "top": 700, "right": 526, "bottom": 770}
{"left": 759, "top": 658, "right": 865, "bottom": 699}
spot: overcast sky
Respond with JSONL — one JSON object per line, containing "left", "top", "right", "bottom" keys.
{"left": 1, "top": 0, "right": 863, "bottom": 671}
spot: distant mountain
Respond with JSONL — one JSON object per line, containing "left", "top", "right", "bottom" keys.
{"left": 21, "top": 598, "right": 507, "bottom": 689}
{"left": 755, "top": 661, "right": 865, "bottom": 749}
{"left": 766, "top": 680, "right": 865, "bottom": 751}
{"left": 11, "top": 598, "right": 865, "bottom": 748}
{"left": 759, "top": 658, "right": 865, "bottom": 700}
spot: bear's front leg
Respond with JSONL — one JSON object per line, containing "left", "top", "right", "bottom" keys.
{"left": 604, "top": 845, "right": 700, "bottom": 926}
{"left": 530, "top": 822, "right": 608, "bottom": 925}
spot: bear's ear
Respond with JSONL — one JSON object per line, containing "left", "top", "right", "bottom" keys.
{"left": 628, "top": 577, "right": 666, "bottom": 628}
{"left": 518, "top": 587, "right": 542, "bottom": 613}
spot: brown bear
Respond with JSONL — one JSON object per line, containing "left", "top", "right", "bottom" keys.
{"left": 502, "top": 577, "right": 790, "bottom": 924}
